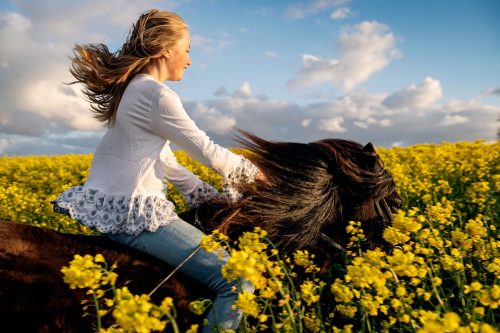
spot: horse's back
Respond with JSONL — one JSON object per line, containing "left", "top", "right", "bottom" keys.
{"left": 1, "top": 221, "right": 106, "bottom": 269}
{"left": 0, "top": 221, "right": 96, "bottom": 332}
{"left": 0, "top": 221, "right": 210, "bottom": 332}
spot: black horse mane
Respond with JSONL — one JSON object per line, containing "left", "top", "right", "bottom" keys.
{"left": 200, "top": 132, "right": 397, "bottom": 250}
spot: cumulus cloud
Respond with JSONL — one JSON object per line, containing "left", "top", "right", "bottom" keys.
{"left": 330, "top": 7, "right": 352, "bottom": 20}
{"left": 233, "top": 82, "right": 252, "bottom": 98}
{"left": 5, "top": 0, "right": 170, "bottom": 44}
{"left": 318, "top": 116, "right": 346, "bottom": 132}
{"left": 286, "top": 0, "right": 350, "bottom": 19}
{"left": 191, "top": 104, "right": 236, "bottom": 134}
{"left": 439, "top": 115, "right": 468, "bottom": 126}
{"left": 182, "top": 76, "right": 499, "bottom": 151}
{"left": 440, "top": 99, "right": 499, "bottom": 114}
{"left": 0, "top": 131, "right": 104, "bottom": 156}
{"left": 0, "top": 11, "right": 103, "bottom": 137}
{"left": 354, "top": 117, "right": 393, "bottom": 129}
{"left": 382, "top": 77, "right": 443, "bottom": 109}
{"left": 288, "top": 21, "right": 401, "bottom": 92}
{"left": 191, "top": 33, "right": 232, "bottom": 55}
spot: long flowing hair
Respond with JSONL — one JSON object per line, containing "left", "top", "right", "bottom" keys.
{"left": 69, "top": 10, "right": 187, "bottom": 126}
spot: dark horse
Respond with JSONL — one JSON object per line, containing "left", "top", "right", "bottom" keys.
{"left": 0, "top": 133, "right": 402, "bottom": 332}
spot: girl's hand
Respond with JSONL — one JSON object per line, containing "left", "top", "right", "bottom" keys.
{"left": 255, "top": 170, "right": 271, "bottom": 186}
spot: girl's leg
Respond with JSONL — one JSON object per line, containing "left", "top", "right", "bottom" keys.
{"left": 107, "top": 217, "right": 253, "bottom": 332}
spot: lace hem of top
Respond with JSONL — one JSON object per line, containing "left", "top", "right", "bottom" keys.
{"left": 51, "top": 186, "right": 178, "bottom": 235}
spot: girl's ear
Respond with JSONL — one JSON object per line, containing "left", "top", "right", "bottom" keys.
{"left": 161, "top": 50, "right": 170, "bottom": 59}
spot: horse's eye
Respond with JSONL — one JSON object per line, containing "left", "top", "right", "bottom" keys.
{"left": 392, "top": 199, "right": 403, "bottom": 210}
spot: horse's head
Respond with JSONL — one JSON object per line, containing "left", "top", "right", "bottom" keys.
{"left": 212, "top": 132, "right": 402, "bottom": 253}
{"left": 309, "top": 139, "right": 402, "bottom": 253}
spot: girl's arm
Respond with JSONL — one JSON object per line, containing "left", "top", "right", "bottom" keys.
{"left": 151, "top": 87, "right": 258, "bottom": 200}
{"left": 162, "top": 144, "right": 222, "bottom": 207}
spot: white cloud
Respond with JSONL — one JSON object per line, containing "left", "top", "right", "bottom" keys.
{"left": 354, "top": 117, "right": 393, "bottom": 129}
{"left": 379, "top": 118, "right": 393, "bottom": 127}
{"left": 6, "top": 1, "right": 173, "bottom": 45}
{"left": 0, "top": 131, "right": 104, "bottom": 156}
{"left": 286, "top": 0, "right": 350, "bottom": 19}
{"left": 185, "top": 83, "right": 499, "bottom": 149}
{"left": 439, "top": 115, "right": 469, "bottom": 126}
{"left": 0, "top": 11, "right": 31, "bottom": 33}
{"left": 288, "top": 21, "right": 400, "bottom": 92}
{"left": 441, "top": 99, "right": 498, "bottom": 114}
{"left": 233, "top": 82, "right": 252, "bottom": 98}
{"left": 191, "top": 104, "right": 236, "bottom": 134}
{"left": 318, "top": 116, "right": 347, "bottom": 132}
{"left": 382, "top": 76, "right": 443, "bottom": 109}
{"left": 0, "top": 12, "right": 32, "bottom": 57}
{"left": 330, "top": 7, "right": 352, "bottom": 20}
{"left": 391, "top": 141, "right": 404, "bottom": 147}
{"left": 0, "top": 10, "right": 103, "bottom": 136}
{"left": 191, "top": 33, "right": 232, "bottom": 55}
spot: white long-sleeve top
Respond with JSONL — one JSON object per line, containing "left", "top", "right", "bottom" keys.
{"left": 52, "top": 74, "right": 258, "bottom": 235}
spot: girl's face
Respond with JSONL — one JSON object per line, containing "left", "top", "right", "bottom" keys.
{"left": 165, "top": 29, "right": 191, "bottom": 81}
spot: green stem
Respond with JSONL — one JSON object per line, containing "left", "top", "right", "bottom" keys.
{"left": 92, "top": 291, "right": 102, "bottom": 331}
{"left": 424, "top": 262, "right": 448, "bottom": 312}
{"left": 166, "top": 312, "right": 180, "bottom": 333}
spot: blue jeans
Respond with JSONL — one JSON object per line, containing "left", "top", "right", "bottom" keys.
{"left": 106, "top": 217, "right": 253, "bottom": 332}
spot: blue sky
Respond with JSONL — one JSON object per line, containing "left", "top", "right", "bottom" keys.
{"left": 0, "top": 0, "right": 499, "bottom": 155}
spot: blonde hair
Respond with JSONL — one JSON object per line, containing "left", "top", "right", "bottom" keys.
{"left": 70, "top": 9, "right": 187, "bottom": 126}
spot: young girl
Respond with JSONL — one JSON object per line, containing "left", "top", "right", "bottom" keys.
{"left": 52, "top": 9, "right": 259, "bottom": 332}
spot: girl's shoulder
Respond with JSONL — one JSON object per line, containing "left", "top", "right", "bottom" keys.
{"left": 156, "top": 83, "right": 181, "bottom": 106}
{"left": 126, "top": 74, "right": 183, "bottom": 113}
{"left": 128, "top": 74, "right": 178, "bottom": 100}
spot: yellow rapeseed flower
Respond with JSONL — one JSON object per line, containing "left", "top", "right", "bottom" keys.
{"left": 336, "top": 304, "right": 358, "bottom": 318}
{"left": 300, "top": 280, "right": 324, "bottom": 306}
{"left": 383, "top": 226, "right": 410, "bottom": 245}
{"left": 61, "top": 254, "right": 105, "bottom": 290}
{"left": 186, "top": 324, "right": 199, "bottom": 333}
{"left": 331, "top": 280, "right": 355, "bottom": 303}
{"left": 293, "top": 250, "right": 320, "bottom": 273}
{"left": 112, "top": 287, "right": 166, "bottom": 333}
{"left": 235, "top": 291, "right": 260, "bottom": 318}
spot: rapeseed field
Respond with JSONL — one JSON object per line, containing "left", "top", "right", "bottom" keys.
{"left": 1, "top": 141, "right": 498, "bottom": 332}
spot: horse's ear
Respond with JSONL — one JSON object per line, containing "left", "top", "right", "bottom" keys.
{"left": 363, "top": 142, "right": 376, "bottom": 153}
{"left": 363, "top": 142, "right": 378, "bottom": 170}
